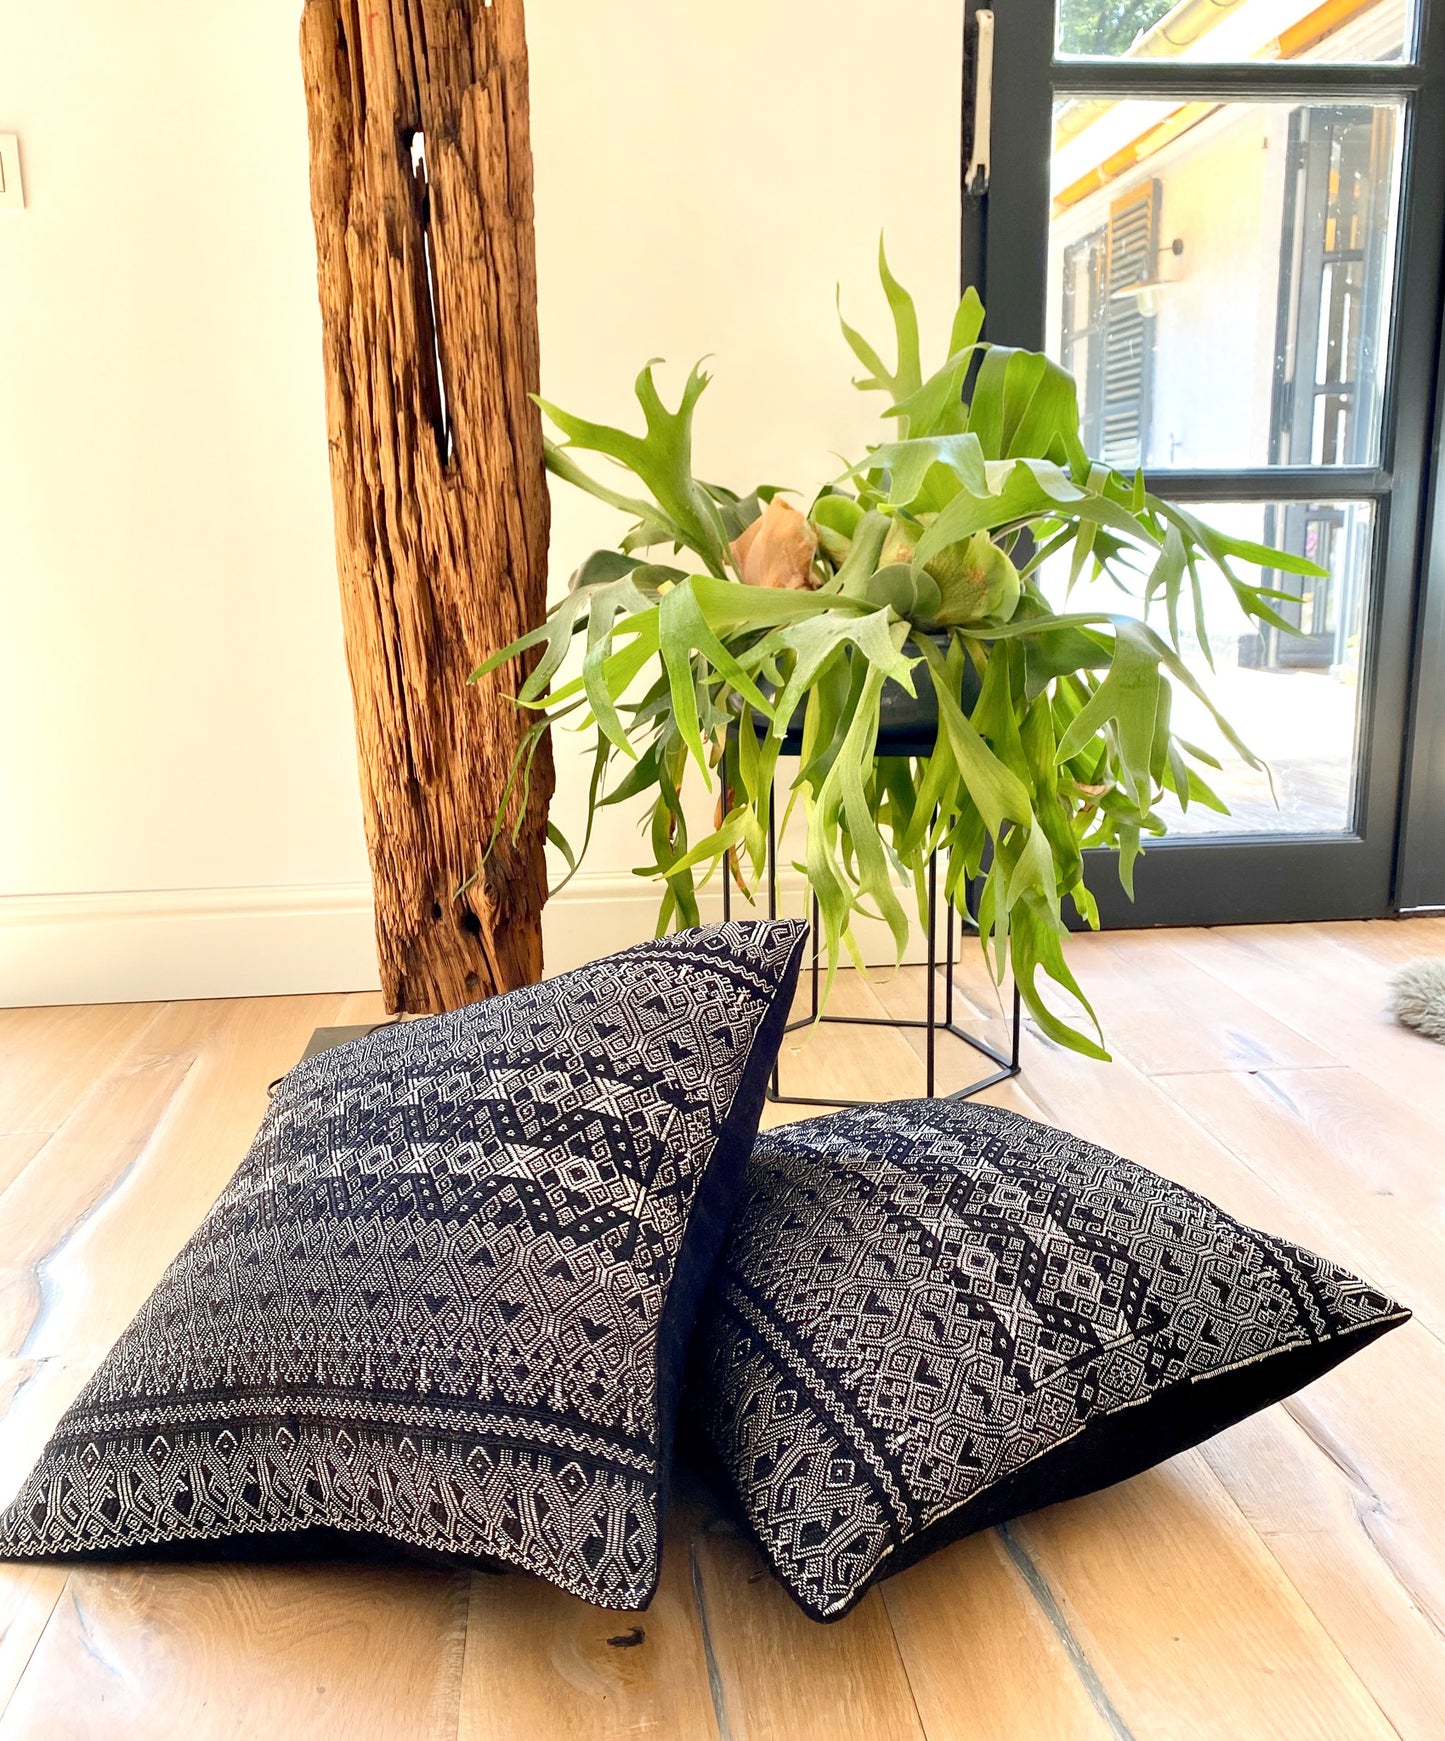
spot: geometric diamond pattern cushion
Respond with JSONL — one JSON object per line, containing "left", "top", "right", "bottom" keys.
{"left": 0, "top": 920, "right": 805, "bottom": 1609}
{"left": 688, "top": 1098, "right": 1408, "bottom": 1621}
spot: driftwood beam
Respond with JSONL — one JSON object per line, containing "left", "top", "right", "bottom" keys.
{"left": 300, "top": 0, "right": 552, "bottom": 1013}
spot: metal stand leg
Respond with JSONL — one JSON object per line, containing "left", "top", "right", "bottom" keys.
{"left": 719, "top": 727, "right": 1022, "bottom": 1111}
{"left": 765, "top": 855, "right": 1020, "bottom": 1113}
{"left": 809, "top": 891, "right": 821, "bottom": 1023}
{"left": 767, "top": 797, "right": 781, "bottom": 1100}
{"left": 926, "top": 849, "right": 937, "bottom": 1100}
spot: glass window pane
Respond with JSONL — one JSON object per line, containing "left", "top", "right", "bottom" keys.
{"left": 1047, "top": 99, "right": 1403, "bottom": 468}
{"left": 1037, "top": 500, "right": 1373, "bottom": 836}
{"left": 1055, "top": 0, "right": 1411, "bottom": 64}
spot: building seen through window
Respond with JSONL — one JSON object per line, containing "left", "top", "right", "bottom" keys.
{"left": 1043, "top": 0, "right": 1407, "bottom": 836}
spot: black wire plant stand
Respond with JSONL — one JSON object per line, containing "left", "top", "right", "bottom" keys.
{"left": 721, "top": 714, "right": 1022, "bottom": 1111}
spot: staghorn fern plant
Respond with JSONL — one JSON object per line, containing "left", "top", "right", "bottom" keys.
{"left": 475, "top": 246, "right": 1321, "bottom": 1059}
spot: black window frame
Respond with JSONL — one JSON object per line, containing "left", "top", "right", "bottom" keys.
{"left": 971, "top": 0, "right": 1445, "bottom": 927}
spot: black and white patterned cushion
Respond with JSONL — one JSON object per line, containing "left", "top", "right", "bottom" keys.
{"left": 690, "top": 1099, "right": 1408, "bottom": 1621}
{"left": 0, "top": 920, "right": 806, "bottom": 1609}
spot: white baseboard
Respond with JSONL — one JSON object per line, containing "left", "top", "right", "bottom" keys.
{"left": 0, "top": 883, "right": 381, "bottom": 1008}
{"left": 0, "top": 871, "right": 928, "bottom": 1008}
{"left": 541, "top": 871, "right": 929, "bottom": 974}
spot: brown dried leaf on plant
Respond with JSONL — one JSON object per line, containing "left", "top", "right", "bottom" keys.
{"left": 730, "top": 497, "right": 819, "bottom": 590}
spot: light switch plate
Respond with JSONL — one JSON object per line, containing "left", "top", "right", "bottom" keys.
{"left": 0, "top": 135, "right": 25, "bottom": 211}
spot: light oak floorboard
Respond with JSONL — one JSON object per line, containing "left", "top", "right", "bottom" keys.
{"left": 0, "top": 1003, "right": 162, "bottom": 1139}
{"left": 0, "top": 1560, "right": 469, "bottom": 1741}
{"left": 1200, "top": 1400, "right": 1445, "bottom": 1741}
{"left": 457, "top": 1487, "right": 719, "bottom": 1741}
{"left": 1158, "top": 1066, "right": 1445, "bottom": 1339}
{"left": 0, "top": 923, "right": 1438, "bottom": 1737}
{"left": 1026, "top": 926, "right": 1339, "bottom": 1076}
{"left": 1170, "top": 921, "right": 1445, "bottom": 1121}
{"left": 689, "top": 1509, "right": 925, "bottom": 1741}
{"left": 0, "top": 1566, "right": 63, "bottom": 1719}
{"left": 881, "top": 1529, "right": 1119, "bottom": 1741}
{"left": 0, "top": 1143, "right": 46, "bottom": 1209}
{"left": 1011, "top": 1453, "right": 1402, "bottom": 1741}
{"left": 0, "top": 1359, "right": 92, "bottom": 1708}
{"left": 333, "top": 992, "right": 390, "bottom": 1026}
{"left": 0, "top": 995, "right": 346, "bottom": 1365}
{"left": 0, "top": 1050, "right": 199, "bottom": 1359}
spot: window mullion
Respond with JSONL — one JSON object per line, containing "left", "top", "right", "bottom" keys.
{"left": 1141, "top": 469, "right": 1390, "bottom": 501}
{"left": 1050, "top": 61, "right": 1421, "bottom": 102}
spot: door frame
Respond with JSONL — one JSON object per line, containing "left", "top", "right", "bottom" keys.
{"left": 967, "top": 0, "right": 1445, "bottom": 927}
{"left": 1398, "top": 276, "right": 1445, "bottom": 912}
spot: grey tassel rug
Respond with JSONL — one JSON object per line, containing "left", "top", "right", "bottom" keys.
{"left": 1390, "top": 959, "right": 1445, "bottom": 1043}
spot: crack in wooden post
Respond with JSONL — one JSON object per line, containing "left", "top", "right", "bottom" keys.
{"left": 406, "top": 128, "right": 455, "bottom": 470}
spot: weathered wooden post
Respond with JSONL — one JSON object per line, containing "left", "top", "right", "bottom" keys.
{"left": 300, "top": 0, "right": 552, "bottom": 1012}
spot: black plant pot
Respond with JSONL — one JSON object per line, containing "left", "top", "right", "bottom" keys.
{"left": 771, "top": 630, "right": 980, "bottom": 757}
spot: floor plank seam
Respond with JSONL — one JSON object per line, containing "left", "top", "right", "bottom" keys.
{"left": 874, "top": 1590, "right": 931, "bottom": 1741}
{"left": 1163, "top": 934, "right": 1358, "bottom": 1066}
{"left": 1140, "top": 1063, "right": 1346, "bottom": 1079}
{"left": 0, "top": 1006, "right": 175, "bottom": 1223}
{"left": 0, "top": 1573, "right": 72, "bottom": 1726}
{"left": 1198, "top": 1446, "right": 1414, "bottom": 1741}
{"left": 1279, "top": 1398, "right": 1445, "bottom": 1649}
{"left": 995, "top": 1522, "right": 1138, "bottom": 1741}
{"left": 15, "top": 1058, "right": 201, "bottom": 1365}
{"left": 687, "top": 1531, "right": 732, "bottom": 1741}
{"left": 447, "top": 1572, "right": 475, "bottom": 1741}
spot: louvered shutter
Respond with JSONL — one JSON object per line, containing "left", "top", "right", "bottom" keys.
{"left": 1102, "top": 180, "right": 1160, "bottom": 465}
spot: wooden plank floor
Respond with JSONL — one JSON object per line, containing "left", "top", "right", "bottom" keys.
{"left": 1, "top": 922, "right": 1443, "bottom": 1739}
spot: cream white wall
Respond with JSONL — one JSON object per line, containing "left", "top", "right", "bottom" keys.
{"left": 0, "top": 0, "right": 373, "bottom": 1003}
{"left": 0, "top": 0, "right": 961, "bottom": 1005}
